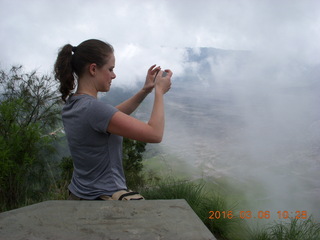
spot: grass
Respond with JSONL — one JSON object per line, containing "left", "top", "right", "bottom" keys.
{"left": 140, "top": 177, "right": 247, "bottom": 240}
{"left": 139, "top": 155, "right": 320, "bottom": 240}
{"left": 3, "top": 150, "right": 319, "bottom": 240}
{"left": 249, "top": 217, "right": 320, "bottom": 240}
{"left": 139, "top": 176, "right": 320, "bottom": 240}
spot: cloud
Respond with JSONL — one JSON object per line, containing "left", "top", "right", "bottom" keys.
{"left": 0, "top": 0, "right": 319, "bottom": 78}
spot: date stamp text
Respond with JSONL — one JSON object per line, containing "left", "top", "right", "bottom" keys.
{"left": 208, "top": 210, "right": 308, "bottom": 220}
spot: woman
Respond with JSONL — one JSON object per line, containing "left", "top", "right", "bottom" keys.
{"left": 54, "top": 39, "right": 172, "bottom": 200}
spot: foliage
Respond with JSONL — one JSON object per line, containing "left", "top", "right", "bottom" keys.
{"left": 250, "top": 217, "right": 320, "bottom": 240}
{"left": 58, "top": 156, "right": 74, "bottom": 184}
{"left": 122, "top": 138, "right": 146, "bottom": 173}
{"left": 122, "top": 138, "right": 147, "bottom": 189}
{"left": 141, "top": 178, "right": 245, "bottom": 240}
{"left": 141, "top": 177, "right": 320, "bottom": 240}
{"left": 46, "top": 156, "right": 74, "bottom": 201}
{"left": 0, "top": 65, "right": 61, "bottom": 130}
{"left": 0, "top": 66, "right": 60, "bottom": 211}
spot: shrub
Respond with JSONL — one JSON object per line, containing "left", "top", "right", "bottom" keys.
{"left": 0, "top": 66, "right": 60, "bottom": 211}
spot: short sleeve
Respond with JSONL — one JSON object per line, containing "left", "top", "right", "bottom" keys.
{"left": 86, "top": 100, "right": 118, "bottom": 133}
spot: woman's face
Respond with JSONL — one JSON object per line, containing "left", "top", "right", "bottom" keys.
{"left": 94, "top": 53, "right": 116, "bottom": 92}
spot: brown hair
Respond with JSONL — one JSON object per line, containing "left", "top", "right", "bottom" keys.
{"left": 54, "top": 39, "right": 114, "bottom": 102}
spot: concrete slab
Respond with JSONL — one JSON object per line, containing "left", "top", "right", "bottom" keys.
{"left": 0, "top": 200, "right": 216, "bottom": 240}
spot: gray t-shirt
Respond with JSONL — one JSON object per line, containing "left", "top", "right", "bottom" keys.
{"left": 62, "top": 94, "right": 127, "bottom": 199}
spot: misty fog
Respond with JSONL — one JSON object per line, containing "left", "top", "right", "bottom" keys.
{"left": 157, "top": 47, "right": 320, "bottom": 222}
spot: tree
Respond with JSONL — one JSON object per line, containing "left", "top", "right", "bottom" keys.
{"left": 122, "top": 138, "right": 147, "bottom": 189}
{"left": 0, "top": 66, "right": 61, "bottom": 211}
{"left": 0, "top": 65, "right": 61, "bottom": 130}
{"left": 122, "top": 138, "right": 146, "bottom": 173}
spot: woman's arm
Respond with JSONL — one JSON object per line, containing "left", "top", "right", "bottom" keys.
{"left": 115, "top": 65, "right": 160, "bottom": 115}
{"left": 108, "top": 69, "right": 172, "bottom": 143}
{"left": 115, "top": 89, "right": 150, "bottom": 115}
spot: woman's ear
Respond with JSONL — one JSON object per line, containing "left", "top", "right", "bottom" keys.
{"left": 89, "top": 63, "right": 97, "bottom": 76}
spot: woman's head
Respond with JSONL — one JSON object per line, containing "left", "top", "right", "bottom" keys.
{"left": 54, "top": 39, "right": 114, "bottom": 102}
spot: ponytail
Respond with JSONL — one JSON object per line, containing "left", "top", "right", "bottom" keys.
{"left": 54, "top": 44, "right": 75, "bottom": 102}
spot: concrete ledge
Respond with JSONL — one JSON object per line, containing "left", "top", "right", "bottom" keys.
{"left": 0, "top": 200, "right": 216, "bottom": 240}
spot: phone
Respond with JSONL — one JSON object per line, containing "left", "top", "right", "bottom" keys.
{"left": 154, "top": 71, "right": 168, "bottom": 82}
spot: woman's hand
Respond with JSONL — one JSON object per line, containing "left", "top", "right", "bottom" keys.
{"left": 155, "top": 69, "right": 172, "bottom": 94}
{"left": 109, "top": 68, "right": 172, "bottom": 143}
{"left": 142, "top": 64, "right": 161, "bottom": 93}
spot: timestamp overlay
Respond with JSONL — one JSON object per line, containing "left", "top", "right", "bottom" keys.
{"left": 208, "top": 210, "right": 309, "bottom": 220}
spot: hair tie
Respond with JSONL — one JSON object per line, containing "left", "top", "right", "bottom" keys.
{"left": 72, "top": 46, "right": 77, "bottom": 53}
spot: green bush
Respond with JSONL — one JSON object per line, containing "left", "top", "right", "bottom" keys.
{"left": 250, "top": 217, "right": 320, "bottom": 240}
{"left": 59, "top": 156, "right": 74, "bottom": 184}
{"left": 0, "top": 66, "right": 60, "bottom": 211}
{"left": 0, "top": 99, "right": 55, "bottom": 210}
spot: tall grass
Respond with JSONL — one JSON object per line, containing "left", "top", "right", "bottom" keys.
{"left": 140, "top": 177, "right": 247, "bottom": 240}
{"left": 139, "top": 177, "right": 320, "bottom": 240}
{"left": 250, "top": 217, "right": 320, "bottom": 240}
{"left": 3, "top": 152, "right": 319, "bottom": 240}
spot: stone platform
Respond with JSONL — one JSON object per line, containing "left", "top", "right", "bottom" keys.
{"left": 0, "top": 200, "right": 216, "bottom": 240}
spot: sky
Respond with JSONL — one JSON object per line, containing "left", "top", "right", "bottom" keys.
{"left": 1, "top": 0, "right": 320, "bottom": 87}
